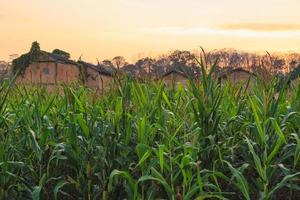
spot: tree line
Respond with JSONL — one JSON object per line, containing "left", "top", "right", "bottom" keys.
{"left": 99, "top": 49, "right": 300, "bottom": 78}
{"left": 6, "top": 41, "right": 300, "bottom": 78}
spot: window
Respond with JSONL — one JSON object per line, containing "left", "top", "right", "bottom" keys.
{"left": 43, "top": 67, "right": 49, "bottom": 75}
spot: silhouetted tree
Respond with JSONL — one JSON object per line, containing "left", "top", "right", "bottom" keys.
{"left": 29, "top": 41, "right": 40, "bottom": 61}
{"left": 112, "top": 56, "right": 127, "bottom": 69}
{"left": 273, "top": 58, "right": 285, "bottom": 72}
{"left": 168, "top": 50, "right": 196, "bottom": 67}
{"left": 135, "top": 57, "right": 156, "bottom": 77}
{"left": 122, "top": 64, "right": 138, "bottom": 76}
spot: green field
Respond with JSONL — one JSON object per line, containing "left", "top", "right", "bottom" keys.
{"left": 1, "top": 65, "right": 300, "bottom": 199}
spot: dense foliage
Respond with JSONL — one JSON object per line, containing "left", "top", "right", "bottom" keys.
{"left": 0, "top": 63, "right": 300, "bottom": 199}
{"left": 52, "top": 49, "right": 71, "bottom": 59}
{"left": 11, "top": 41, "right": 41, "bottom": 75}
{"left": 11, "top": 53, "right": 31, "bottom": 75}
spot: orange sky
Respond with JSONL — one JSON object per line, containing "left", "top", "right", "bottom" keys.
{"left": 1, "top": 0, "right": 300, "bottom": 63}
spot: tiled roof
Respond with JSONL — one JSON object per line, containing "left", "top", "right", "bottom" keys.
{"left": 161, "top": 65, "right": 195, "bottom": 78}
{"left": 77, "top": 60, "right": 114, "bottom": 77}
{"left": 37, "top": 51, "right": 79, "bottom": 65}
{"left": 217, "top": 67, "right": 255, "bottom": 79}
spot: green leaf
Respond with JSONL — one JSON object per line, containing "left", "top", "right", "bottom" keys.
{"left": 135, "top": 150, "right": 151, "bottom": 168}
{"left": 158, "top": 145, "right": 165, "bottom": 173}
{"left": 267, "top": 119, "right": 286, "bottom": 163}
{"left": 108, "top": 170, "right": 135, "bottom": 195}
{"left": 162, "top": 91, "right": 172, "bottom": 109}
{"left": 70, "top": 89, "right": 84, "bottom": 111}
{"left": 54, "top": 180, "right": 68, "bottom": 200}
{"left": 246, "top": 138, "right": 267, "bottom": 182}
{"left": 249, "top": 98, "right": 266, "bottom": 145}
{"left": 76, "top": 114, "right": 89, "bottom": 137}
{"left": 137, "top": 116, "right": 147, "bottom": 143}
{"left": 292, "top": 133, "right": 300, "bottom": 168}
{"left": 32, "top": 186, "right": 41, "bottom": 200}
{"left": 268, "top": 172, "right": 300, "bottom": 198}
{"left": 29, "top": 128, "right": 42, "bottom": 160}
{"left": 137, "top": 169, "right": 174, "bottom": 199}
{"left": 223, "top": 160, "right": 250, "bottom": 200}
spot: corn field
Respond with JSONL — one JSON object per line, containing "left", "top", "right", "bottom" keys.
{"left": 0, "top": 62, "right": 300, "bottom": 200}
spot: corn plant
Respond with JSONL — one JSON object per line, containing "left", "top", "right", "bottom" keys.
{"left": 0, "top": 64, "right": 300, "bottom": 199}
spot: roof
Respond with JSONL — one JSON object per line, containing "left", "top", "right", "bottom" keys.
{"left": 37, "top": 51, "right": 79, "bottom": 66}
{"left": 77, "top": 60, "right": 114, "bottom": 77}
{"left": 217, "top": 67, "right": 255, "bottom": 79}
{"left": 162, "top": 69, "right": 188, "bottom": 78}
{"left": 288, "top": 64, "right": 300, "bottom": 82}
{"left": 161, "top": 65, "right": 194, "bottom": 79}
{"left": 28, "top": 50, "right": 115, "bottom": 76}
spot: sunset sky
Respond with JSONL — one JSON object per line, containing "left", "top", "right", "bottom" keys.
{"left": 1, "top": 0, "right": 300, "bottom": 62}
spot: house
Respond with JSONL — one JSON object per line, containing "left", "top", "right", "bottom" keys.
{"left": 13, "top": 41, "right": 118, "bottom": 92}
{"left": 77, "top": 61, "right": 115, "bottom": 91}
{"left": 15, "top": 51, "right": 81, "bottom": 91}
{"left": 160, "top": 67, "right": 193, "bottom": 87}
{"left": 0, "top": 61, "right": 9, "bottom": 81}
{"left": 290, "top": 77, "right": 300, "bottom": 87}
{"left": 287, "top": 65, "right": 300, "bottom": 87}
{"left": 217, "top": 67, "right": 256, "bottom": 85}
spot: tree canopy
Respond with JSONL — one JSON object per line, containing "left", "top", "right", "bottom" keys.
{"left": 52, "top": 49, "right": 70, "bottom": 59}
{"left": 12, "top": 41, "right": 41, "bottom": 75}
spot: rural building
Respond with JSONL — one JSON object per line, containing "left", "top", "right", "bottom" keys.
{"left": 161, "top": 67, "right": 192, "bottom": 86}
{"left": 287, "top": 65, "right": 300, "bottom": 87}
{"left": 78, "top": 61, "right": 115, "bottom": 91}
{"left": 0, "top": 61, "right": 9, "bottom": 81}
{"left": 15, "top": 51, "right": 81, "bottom": 91}
{"left": 290, "top": 77, "right": 300, "bottom": 87}
{"left": 14, "top": 50, "right": 117, "bottom": 91}
{"left": 217, "top": 67, "right": 256, "bottom": 85}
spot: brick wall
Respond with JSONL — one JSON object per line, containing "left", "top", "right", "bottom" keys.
{"left": 16, "top": 62, "right": 80, "bottom": 86}
{"left": 85, "top": 67, "right": 114, "bottom": 91}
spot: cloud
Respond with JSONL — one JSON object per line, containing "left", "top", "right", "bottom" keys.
{"left": 142, "top": 25, "right": 300, "bottom": 38}
{"left": 220, "top": 23, "right": 300, "bottom": 32}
